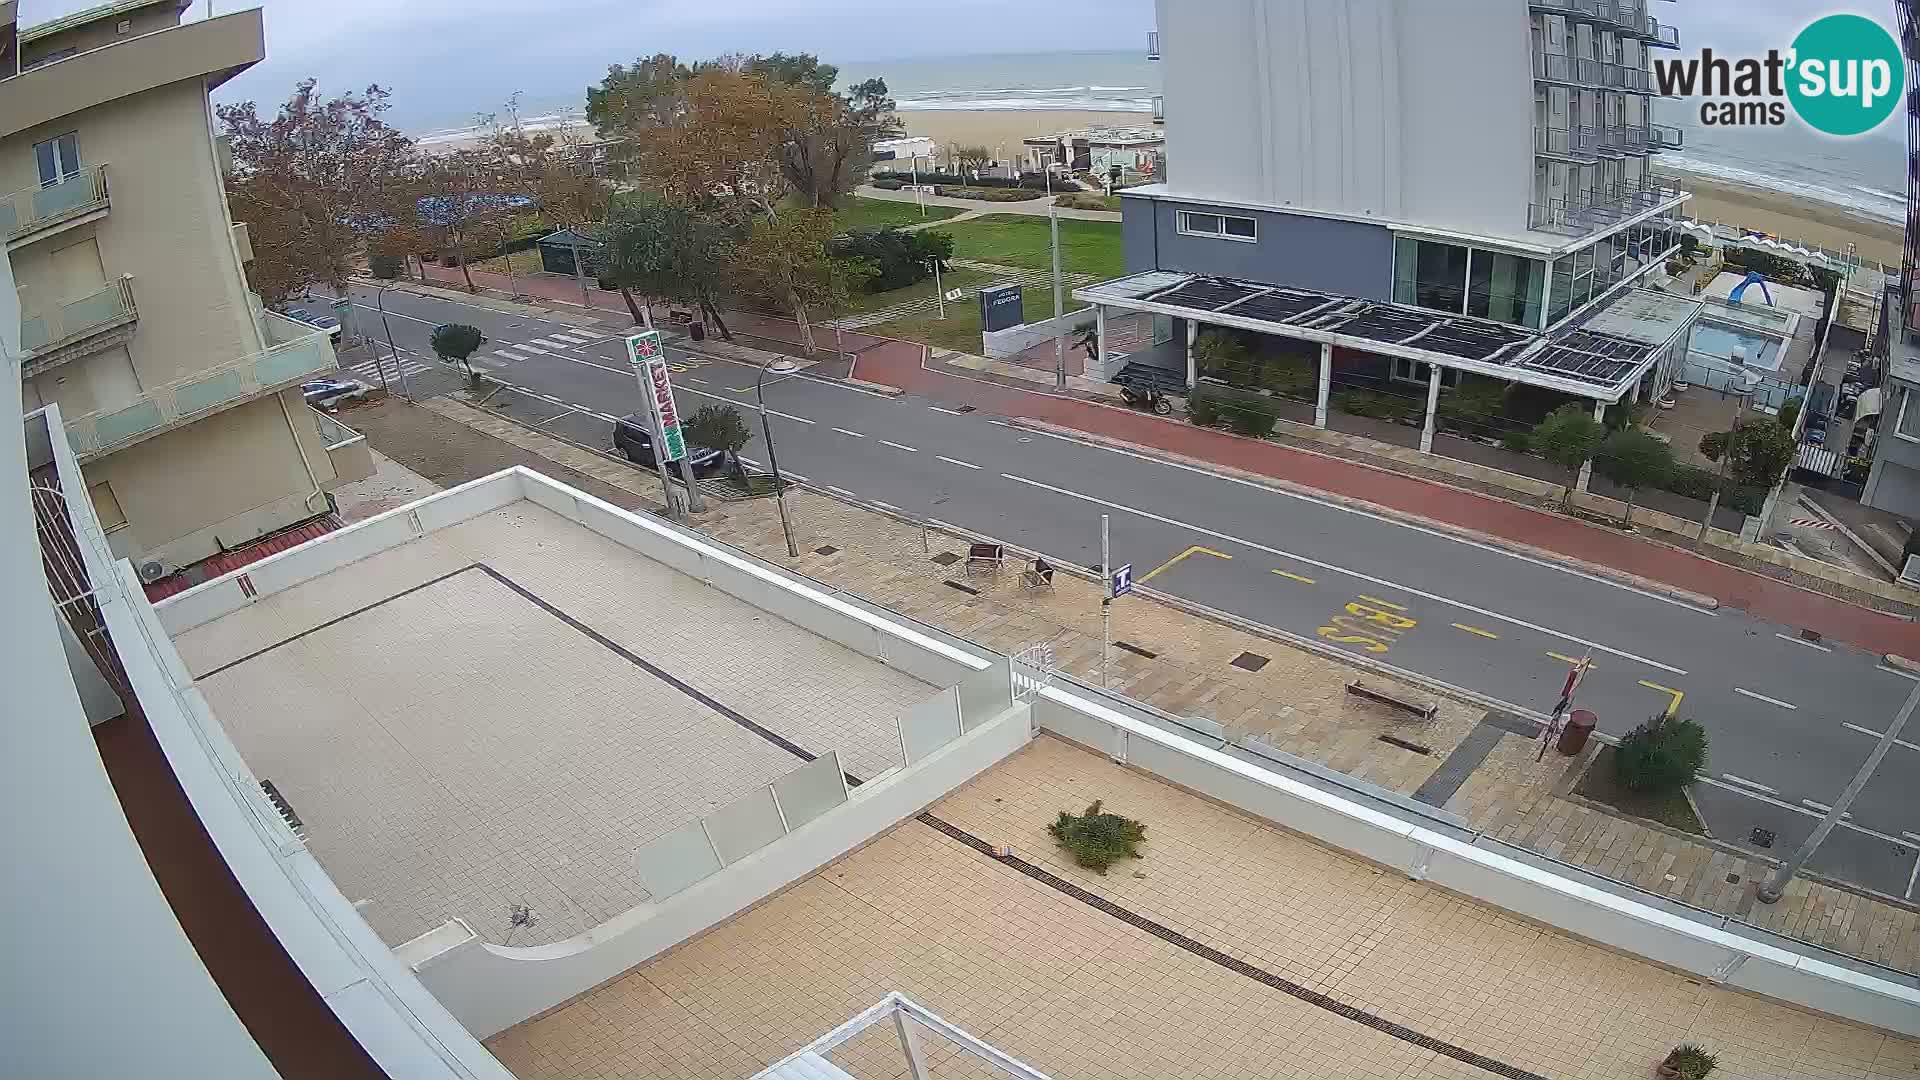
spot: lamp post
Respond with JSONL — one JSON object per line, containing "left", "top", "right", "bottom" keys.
{"left": 757, "top": 359, "right": 801, "bottom": 558}
{"left": 375, "top": 283, "right": 412, "bottom": 400}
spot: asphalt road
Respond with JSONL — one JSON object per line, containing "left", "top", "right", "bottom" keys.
{"left": 343, "top": 284, "right": 1920, "bottom": 903}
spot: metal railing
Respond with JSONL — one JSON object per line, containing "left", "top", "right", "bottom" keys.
{"left": 0, "top": 163, "right": 109, "bottom": 242}
{"left": 1529, "top": 180, "right": 1687, "bottom": 236}
{"left": 1604, "top": 62, "right": 1653, "bottom": 92}
{"left": 1530, "top": 0, "right": 1601, "bottom": 17}
{"left": 1648, "top": 15, "right": 1680, "bottom": 47}
{"left": 64, "top": 318, "right": 337, "bottom": 459}
{"left": 310, "top": 407, "right": 363, "bottom": 452}
{"left": 20, "top": 276, "right": 135, "bottom": 354}
{"left": 1535, "top": 52, "right": 1605, "bottom": 88}
{"left": 1535, "top": 124, "right": 1603, "bottom": 159}
{"left": 1650, "top": 122, "right": 1683, "bottom": 149}
{"left": 1147, "top": 29, "right": 1159, "bottom": 59}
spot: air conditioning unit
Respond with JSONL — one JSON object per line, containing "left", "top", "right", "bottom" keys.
{"left": 137, "top": 559, "right": 165, "bottom": 584}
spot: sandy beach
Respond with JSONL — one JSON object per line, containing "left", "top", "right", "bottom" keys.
{"left": 895, "top": 110, "right": 1158, "bottom": 156}
{"left": 1657, "top": 170, "right": 1904, "bottom": 269}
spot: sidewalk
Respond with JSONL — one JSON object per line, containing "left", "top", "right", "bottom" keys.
{"left": 351, "top": 394, "right": 1920, "bottom": 976}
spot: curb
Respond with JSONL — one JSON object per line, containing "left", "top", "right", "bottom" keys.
{"left": 1884, "top": 653, "right": 1920, "bottom": 675}
{"left": 1013, "top": 418, "right": 1723, "bottom": 613}
{"left": 843, "top": 377, "right": 904, "bottom": 397}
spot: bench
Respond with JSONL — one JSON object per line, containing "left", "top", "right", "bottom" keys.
{"left": 965, "top": 542, "right": 1005, "bottom": 576}
{"left": 1021, "top": 556, "right": 1055, "bottom": 592}
{"left": 1345, "top": 681, "right": 1437, "bottom": 723}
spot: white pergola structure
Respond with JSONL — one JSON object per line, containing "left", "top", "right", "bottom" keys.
{"left": 752, "top": 992, "right": 1052, "bottom": 1080}
{"left": 1074, "top": 272, "right": 1702, "bottom": 467}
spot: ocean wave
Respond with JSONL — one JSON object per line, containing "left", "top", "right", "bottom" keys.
{"left": 1089, "top": 85, "right": 1148, "bottom": 92}
{"left": 1659, "top": 154, "right": 1904, "bottom": 224}
{"left": 1851, "top": 184, "right": 1906, "bottom": 205}
{"left": 896, "top": 96, "right": 1156, "bottom": 112}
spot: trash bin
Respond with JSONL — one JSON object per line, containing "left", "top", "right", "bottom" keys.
{"left": 1557, "top": 709, "right": 1597, "bottom": 755}
{"left": 689, "top": 321, "right": 706, "bottom": 342}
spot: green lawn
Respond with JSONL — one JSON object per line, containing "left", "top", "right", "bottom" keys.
{"left": 839, "top": 267, "right": 996, "bottom": 316}
{"left": 831, "top": 195, "right": 960, "bottom": 233}
{"left": 934, "top": 214, "right": 1126, "bottom": 279}
{"left": 864, "top": 283, "right": 1081, "bottom": 354}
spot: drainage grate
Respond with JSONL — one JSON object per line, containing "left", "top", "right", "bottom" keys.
{"left": 1114, "top": 641, "right": 1158, "bottom": 659}
{"left": 1726, "top": 873, "right": 1741, "bottom": 885}
{"left": 1230, "top": 651, "right": 1269, "bottom": 672}
{"left": 1750, "top": 827, "right": 1775, "bottom": 848}
{"left": 931, "top": 551, "right": 961, "bottom": 567}
{"left": 260, "top": 778, "right": 305, "bottom": 838}
{"left": 944, "top": 579, "right": 981, "bottom": 596}
{"left": 814, "top": 545, "right": 839, "bottom": 556}
{"left": 956, "top": 404, "right": 976, "bottom": 412}
{"left": 1377, "top": 734, "right": 1433, "bottom": 755}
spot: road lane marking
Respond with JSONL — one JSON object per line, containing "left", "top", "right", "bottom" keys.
{"left": 1841, "top": 722, "right": 1920, "bottom": 751}
{"left": 1357, "top": 595, "right": 1407, "bottom": 611}
{"left": 881, "top": 440, "right": 918, "bottom": 452}
{"left": 528, "top": 337, "right": 571, "bottom": 348}
{"left": 1908, "top": 853, "right": 1920, "bottom": 900}
{"left": 1139, "top": 545, "right": 1232, "bottom": 585}
{"left": 1638, "top": 680, "right": 1685, "bottom": 718}
{"left": 492, "top": 349, "right": 527, "bottom": 362}
{"left": 513, "top": 343, "right": 552, "bottom": 355}
{"left": 1697, "top": 777, "right": 1920, "bottom": 849}
{"left": 1734, "top": 687, "right": 1796, "bottom": 710}
{"left": 938, "top": 456, "right": 982, "bottom": 470}
{"left": 350, "top": 303, "right": 437, "bottom": 325}
{"left": 1801, "top": 799, "right": 1850, "bottom": 818}
{"left": 1004, "top": 422, "right": 1713, "bottom": 613}
{"left": 872, "top": 499, "right": 901, "bottom": 511}
{"left": 1879, "top": 663, "right": 1920, "bottom": 681}
{"left": 1719, "top": 774, "right": 1779, "bottom": 795}
{"left": 998, "top": 471, "right": 1688, "bottom": 676}
{"left": 928, "top": 406, "right": 965, "bottom": 415}
{"left": 686, "top": 377, "right": 708, "bottom": 384}
{"left": 832, "top": 427, "right": 866, "bottom": 438}
{"left": 827, "top": 485, "right": 856, "bottom": 497}
{"left": 1546, "top": 651, "right": 1593, "bottom": 667}
{"left": 1271, "top": 569, "right": 1317, "bottom": 584}
{"left": 1452, "top": 623, "right": 1500, "bottom": 640}
{"left": 1775, "top": 632, "right": 1833, "bottom": 652}
{"left": 727, "top": 386, "right": 752, "bottom": 393}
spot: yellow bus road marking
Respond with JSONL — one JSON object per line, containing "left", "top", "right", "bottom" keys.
{"left": 1547, "top": 651, "right": 1595, "bottom": 667}
{"left": 1271, "top": 569, "right": 1317, "bottom": 584}
{"left": 1639, "top": 680, "right": 1684, "bottom": 717}
{"left": 1357, "top": 594, "right": 1408, "bottom": 611}
{"left": 1139, "top": 545, "right": 1232, "bottom": 584}
{"left": 1452, "top": 623, "right": 1500, "bottom": 640}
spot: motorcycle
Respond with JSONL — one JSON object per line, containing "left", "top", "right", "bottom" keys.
{"left": 1119, "top": 378, "right": 1173, "bottom": 415}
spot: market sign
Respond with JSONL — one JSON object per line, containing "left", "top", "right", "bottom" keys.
{"left": 625, "top": 331, "right": 686, "bottom": 462}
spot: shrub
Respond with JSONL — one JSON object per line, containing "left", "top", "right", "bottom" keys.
{"left": 1049, "top": 800, "right": 1146, "bottom": 874}
{"left": 1226, "top": 397, "right": 1279, "bottom": 437}
{"left": 1055, "top": 192, "right": 1121, "bottom": 211}
{"left": 369, "top": 253, "right": 403, "bottom": 280}
{"left": 1500, "top": 429, "right": 1532, "bottom": 455}
{"left": 1663, "top": 1043, "right": 1719, "bottom": 1079}
{"left": 871, "top": 178, "right": 904, "bottom": 190}
{"left": 1614, "top": 714, "right": 1708, "bottom": 794}
{"left": 934, "top": 186, "right": 1047, "bottom": 201}
{"left": 1187, "top": 393, "right": 1225, "bottom": 428}
{"left": 830, "top": 227, "right": 952, "bottom": 292}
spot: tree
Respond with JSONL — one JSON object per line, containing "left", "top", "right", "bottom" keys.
{"left": 482, "top": 107, "right": 614, "bottom": 305}
{"left": 431, "top": 322, "right": 484, "bottom": 382}
{"left": 828, "top": 227, "right": 950, "bottom": 292}
{"left": 1613, "top": 714, "right": 1708, "bottom": 794}
{"left": 683, "top": 404, "right": 752, "bottom": 479}
{"left": 1531, "top": 403, "right": 1606, "bottom": 511}
{"left": 1049, "top": 800, "right": 1146, "bottom": 874}
{"left": 749, "top": 54, "right": 902, "bottom": 209}
{"left": 217, "top": 80, "right": 420, "bottom": 304}
{"left": 733, "top": 208, "right": 869, "bottom": 353}
{"left": 953, "top": 144, "right": 993, "bottom": 173}
{"left": 1699, "top": 416, "right": 1795, "bottom": 490}
{"left": 603, "top": 195, "right": 744, "bottom": 339}
{"left": 416, "top": 151, "right": 525, "bottom": 292}
{"left": 1595, "top": 428, "right": 1674, "bottom": 526}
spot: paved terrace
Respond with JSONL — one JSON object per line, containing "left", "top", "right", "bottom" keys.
{"left": 489, "top": 736, "right": 1920, "bottom": 1080}
{"left": 171, "top": 502, "right": 929, "bottom": 946}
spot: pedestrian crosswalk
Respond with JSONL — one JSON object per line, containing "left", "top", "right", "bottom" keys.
{"left": 346, "top": 352, "right": 436, "bottom": 384}
{"left": 343, "top": 325, "right": 614, "bottom": 386}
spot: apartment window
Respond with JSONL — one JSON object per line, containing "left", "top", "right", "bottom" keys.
{"left": 34, "top": 132, "right": 81, "bottom": 187}
{"left": 1178, "top": 210, "right": 1257, "bottom": 243}
{"left": 1390, "top": 358, "right": 1460, "bottom": 389}
{"left": 1900, "top": 389, "right": 1920, "bottom": 441}
{"left": 1392, "top": 238, "right": 1469, "bottom": 313}
{"left": 1467, "top": 251, "right": 1545, "bottom": 328}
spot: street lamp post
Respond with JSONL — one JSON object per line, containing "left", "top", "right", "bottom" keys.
{"left": 757, "top": 359, "right": 801, "bottom": 558}
{"left": 375, "top": 283, "right": 412, "bottom": 400}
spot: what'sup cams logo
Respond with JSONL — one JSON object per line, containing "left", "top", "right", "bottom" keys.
{"left": 1652, "top": 13, "right": 1904, "bottom": 136}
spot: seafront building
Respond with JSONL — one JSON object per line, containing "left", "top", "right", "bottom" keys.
{"left": 1866, "top": 1, "right": 1920, "bottom": 520}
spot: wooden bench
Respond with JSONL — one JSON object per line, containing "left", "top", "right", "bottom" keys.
{"left": 1345, "top": 681, "right": 1437, "bottom": 723}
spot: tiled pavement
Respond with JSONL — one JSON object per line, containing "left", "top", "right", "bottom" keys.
{"left": 350, "top": 395, "right": 1920, "bottom": 974}
{"left": 488, "top": 737, "right": 1920, "bottom": 1080}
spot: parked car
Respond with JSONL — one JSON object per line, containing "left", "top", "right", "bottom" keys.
{"left": 612, "top": 415, "right": 725, "bottom": 474}
{"left": 302, "top": 378, "right": 368, "bottom": 410}
{"left": 282, "top": 306, "right": 343, "bottom": 342}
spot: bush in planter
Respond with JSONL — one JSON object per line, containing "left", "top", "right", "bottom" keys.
{"left": 1499, "top": 429, "right": 1532, "bottom": 455}
{"left": 871, "top": 178, "right": 904, "bottom": 190}
{"left": 1614, "top": 714, "right": 1708, "bottom": 794}
{"left": 1049, "top": 800, "right": 1146, "bottom": 874}
{"left": 1659, "top": 1043, "right": 1718, "bottom": 1079}
{"left": 1225, "top": 398, "right": 1279, "bottom": 437}
{"left": 369, "top": 253, "right": 404, "bottom": 280}
{"left": 1186, "top": 393, "right": 1225, "bottom": 428}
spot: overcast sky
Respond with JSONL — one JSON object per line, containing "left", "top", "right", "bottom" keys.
{"left": 18, "top": 1, "right": 1907, "bottom": 131}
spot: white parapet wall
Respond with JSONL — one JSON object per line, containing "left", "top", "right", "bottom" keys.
{"left": 396, "top": 704, "right": 1034, "bottom": 1039}
{"left": 1031, "top": 687, "right": 1920, "bottom": 1039}
{"left": 981, "top": 307, "right": 1096, "bottom": 360}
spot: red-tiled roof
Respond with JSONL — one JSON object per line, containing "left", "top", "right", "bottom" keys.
{"left": 143, "top": 515, "right": 340, "bottom": 602}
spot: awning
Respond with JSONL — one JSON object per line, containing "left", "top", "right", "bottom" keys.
{"left": 1857, "top": 386, "right": 1883, "bottom": 420}
{"left": 1795, "top": 443, "right": 1843, "bottom": 478}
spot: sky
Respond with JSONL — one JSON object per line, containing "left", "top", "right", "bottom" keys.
{"left": 16, "top": 0, "right": 1909, "bottom": 134}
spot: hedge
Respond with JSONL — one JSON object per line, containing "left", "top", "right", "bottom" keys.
{"left": 871, "top": 170, "right": 1055, "bottom": 191}
{"left": 871, "top": 179, "right": 904, "bottom": 190}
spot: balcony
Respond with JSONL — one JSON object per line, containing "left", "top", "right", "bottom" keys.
{"left": 1535, "top": 52, "right": 1606, "bottom": 89}
{"left": 1152, "top": 95, "right": 1164, "bottom": 124}
{"left": 1529, "top": 179, "right": 1688, "bottom": 238}
{"left": 20, "top": 276, "right": 137, "bottom": 377}
{"left": 1604, "top": 63, "right": 1654, "bottom": 93}
{"left": 1649, "top": 122, "right": 1683, "bottom": 150}
{"left": 1536, "top": 124, "right": 1603, "bottom": 161}
{"left": 1, "top": 164, "right": 109, "bottom": 249}
{"left": 1648, "top": 15, "right": 1680, "bottom": 48}
{"left": 1147, "top": 30, "right": 1159, "bottom": 60}
{"left": 311, "top": 407, "right": 373, "bottom": 486}
{"left": 61, "top": 311, "right": 338, "bottom": 461}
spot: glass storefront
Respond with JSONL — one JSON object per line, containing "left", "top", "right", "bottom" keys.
{"left": 1394, "top": 238, "right": 1545, "bottom": 330}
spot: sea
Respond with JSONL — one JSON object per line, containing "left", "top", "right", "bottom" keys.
{"left": 415, "top": 49, "right": 1909, "bottom": 225}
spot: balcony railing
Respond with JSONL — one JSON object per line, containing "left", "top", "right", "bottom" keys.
{"left": 1535, "top": 52, "right": 1606, "bottom": 89}
{"left": 1536, "top": 124, "right": 1603, "bottom": 160}
{"left": 311, "top": 406, "right": 374, "bottom": 486}
{"left": 1531, "top": 0, "right": 1602, "bottom": 17}
{"left": 1151, "top": 95, "right": 1164, "bottom": 123}
{"left": 1648, "top": 15, "right": 1680, "bottom": 48}
{"left": 1147, "top": 30, "right": 1159, "bottom": 60}
{"left": 1528, "top": 180, "right": 1687, "bottom": 237}
{"left": 0, "top": 164, "right": 109, "bottom": 245}
{"left": 63, "top": 314, "right": 338, "bottom": 460}
{"left": 20, "top": 277, "right": 136, "bottom": 356}
{"left": 1605, "top": 63, "right": 1653, "bottom": 93}
{"left": 1649, "top": 122, "right": 1683, "bottom": 150}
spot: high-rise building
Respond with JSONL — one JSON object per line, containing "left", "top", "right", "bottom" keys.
{"left": 2, "top": 0, "right": 362, "bottom": 584}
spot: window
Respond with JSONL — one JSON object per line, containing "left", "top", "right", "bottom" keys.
{"left": 1392, "top": 238, "right": 1469, "bottom": 313}
{"left": 1390, "top": 357, "right": 1460, "bottom": 388}
{"left": 1178, "top": 210, "right": 1257, "bottom": 243}
{"left": 1900, "top": 389, "right": 1920, "bottom": 441}
{"left": 34, "top": 132, "right": 80, "bottom": 187}
{"left": 1468, "top": 251, "right": 1545, "bottom": 328}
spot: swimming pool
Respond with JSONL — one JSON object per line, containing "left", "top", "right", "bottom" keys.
{"left": 1689, "top": 320, "right": 1783, "bottom": 371}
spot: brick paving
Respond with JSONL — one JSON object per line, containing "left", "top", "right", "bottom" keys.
{"left": 354, "top": 393, "right": 1920, "bottom": 975}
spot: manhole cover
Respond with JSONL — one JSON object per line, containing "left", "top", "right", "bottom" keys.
{"left": 1231, "top": 651, "right": 1269, "bottom": 673}
{"left": 1750, "top": 827, "right": 1775, "bottom": 849}
{"left": 931, "top": 551, "right": 960, "bottom": 566}
{"left": 1726, "top": 873, "right": 1741, "bottom": 885}
{"left": 814, "top": 545, "right": 839, "bottom": 556}
{"left": 957, "top": 404, "right": 976, "bottom": 413}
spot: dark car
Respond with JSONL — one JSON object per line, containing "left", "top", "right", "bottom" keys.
{"left": 613, "top": 414, "right": 725, "bottom": 474}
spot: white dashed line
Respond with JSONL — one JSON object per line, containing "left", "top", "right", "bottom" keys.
{"left": 1908, "top": 854, "right": 1920, "bottom": 900}
{"left": 1734, "top": 687, "right": 1796, "bottom": 710}
{"left": 938, "top": 456, "right": 981, "bottom": 470}
{"left": 1880, "top": 663, "right": 1920, "bottom": 681}
{"left": 1775, "top": 632, "right": 1832, "bottom": 652}
{"left": 492, "top": 349, "right": 527, "bottom": 362}
{"left": 527, "top": 337, "right": 570, "bottom": 348}
{"left": 774, "top": 411, "right": 815, "bottom": 425}
{"left": 872, "top": 500, "right": 900, "bottom": 511}
{"left": 833, "top": 427, "right": 866, "bottom": 438}
{"left": 569, "top": 402, "right": 594, "bottom": 411}
{"left": 986, "top": 419, "right": 1010, "bottom": 426}
{"left": 513, "top": 343, "right": 551, "bottom": 355}
{"left": 1719, "top": 774, "right": 1779, "bottom": 795}
{"left": 881, "top": 440, "right": 918, "bottom": 452}
{"left": 1841, "top": 722, "right": 1920, "bottom": 752}
{"left": 928, "top": 405, "right": 964, "bottom": 415}
{"left": 827, "top": 486, "right": 856, "bottom": 497}
{"left": 1800, "top": 798, "right": 1850, "bottom": 818}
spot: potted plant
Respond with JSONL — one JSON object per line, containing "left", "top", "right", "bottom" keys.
{"left": 1657, "top": 1043, "right": 1717, "bottom": 1079}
